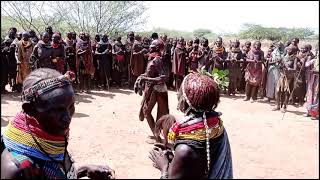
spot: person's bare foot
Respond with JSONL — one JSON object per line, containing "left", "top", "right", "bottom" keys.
{"left": 243, "top": 97, "right": 249, "bottom": 101}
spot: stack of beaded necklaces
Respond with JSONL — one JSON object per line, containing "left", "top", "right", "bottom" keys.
{"left": 213, "top": 46, "right": 225, "bottom": 55}
{"left": 3, "top": 112, "right": 68, "bottom": 161}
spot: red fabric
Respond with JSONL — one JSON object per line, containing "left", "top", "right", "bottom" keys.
{"left": 148, "top": 52, "right": 161, "bottom": 59}
{"left": 51, "top": 43, "right": 60, "bottom": 49}
{"left": 171, "top": 116, "right": 219, "bottom": 133}
{"left": 116, "top": 55, "right": 125, "bottom": 61}
{"left": 56, "top": 59, "right": 65, "bottom": 73}
{"left": 159, "top": 39, "right": 165, "bottom": 52}
{"left": 19, "top": 160, "right": 33, "bottom": 168}
{"left": 310, "top": 106, "right": 319, "bottom": 118}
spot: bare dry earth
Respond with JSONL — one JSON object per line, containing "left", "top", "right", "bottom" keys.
{"left": 1, "top": 88, "right": 319, "bottom": 179}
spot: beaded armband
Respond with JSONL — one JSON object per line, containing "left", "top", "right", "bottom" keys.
{"left": 22, "top": 71, "right": 76, "bottom": 102}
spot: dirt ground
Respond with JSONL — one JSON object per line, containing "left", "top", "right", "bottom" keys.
{"left": 1, "top": 88, "right": 319, "bottom": 179}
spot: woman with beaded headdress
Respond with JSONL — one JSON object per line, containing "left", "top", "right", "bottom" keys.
{"left": 1, "top": 68, "right": 115, "bottom": 179}
{"left": 149, "top": 72, "right": 233, "bottom": 179}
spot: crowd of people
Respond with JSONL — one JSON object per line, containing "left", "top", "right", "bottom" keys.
{"left": 1, "top": 26, "right": 319, "bottom": 119}
{"left": 0, "top": 25, "right": 318, "bottom": 179}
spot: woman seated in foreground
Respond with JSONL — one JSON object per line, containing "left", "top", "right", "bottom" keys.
{"left": 149, "top": 72, "right": 233, "bottom": 179}
{"left": 1, "top": 68, "right": 115, "bottom": 179}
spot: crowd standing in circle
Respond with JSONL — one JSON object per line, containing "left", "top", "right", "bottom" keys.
{"left": 1, "top": 25, "right": 319, "bottom": 179}
{"left": 2, "top": 26, "right": 317, "bottom": 119}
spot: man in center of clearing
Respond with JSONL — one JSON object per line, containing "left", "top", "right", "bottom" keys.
{"left": 136, "top": 39, "right": 169, "bottom": 142}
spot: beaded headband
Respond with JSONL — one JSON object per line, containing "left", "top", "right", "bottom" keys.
{"left": 22, "top": 71, "right": 76, "bottom": 102}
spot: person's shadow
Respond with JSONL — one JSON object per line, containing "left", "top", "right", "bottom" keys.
{"left": 284, "top": 109, "right": 306, "bottom": 116}
{"left": 108, "top": 88, "right": 133, "bottom": 95}
{"left": 73, "top": 112, "right": 90, "bottom": 118}
{"left": 88, "top": 91, "right": 116, "bottom": 98}
{"left": 1, "top": 92, "right": 22, "bottom": 104}
{"left": 75, "top": 93, "right": 95, "bottom": 103}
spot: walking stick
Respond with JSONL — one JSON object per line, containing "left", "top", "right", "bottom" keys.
{"left": 128, "top": 44, "right": 134, "bottom": 87}
{"left": 281, "top": 61, "right": 304, "bottom": 120}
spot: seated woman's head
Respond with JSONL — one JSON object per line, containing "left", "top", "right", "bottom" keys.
{"left": 177, "top": 73, "right": 220, "bottom": 114}
{"left": 21, "top": 68, "right": 75, "bottom": 136}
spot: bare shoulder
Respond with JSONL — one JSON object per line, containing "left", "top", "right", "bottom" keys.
{"left": 174, "top": 144, "right": 198, "bottom": 160}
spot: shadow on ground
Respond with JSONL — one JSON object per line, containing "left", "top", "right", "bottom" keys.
{"left": 75, "top": 93, "right": 95, "bottom": 104}
{"left": 73, "top": 112, "right": 90, "bottom": 118}
{"left": 285, "top": 109, "right": 306, "bottom": 116}
{"left": 1, "top": 92, "right": 21, "bottom": 104}
{"left": 221, "top": 94, "right": 247, "bottom": 100}
{"left": 108, "top": 88, "right": 133, "bottom": 95}
{"left": 89, "top": 91, "right": 116, "bottom": 98}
